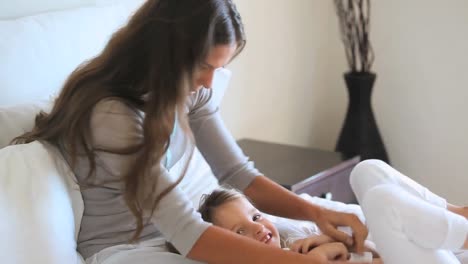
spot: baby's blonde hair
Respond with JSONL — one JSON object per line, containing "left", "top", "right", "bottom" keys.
{"left": 199, "top": 187, "right": 290, "bottom": 248}
{"left": 198, "top": 187, "right": 248, "bottom": 222}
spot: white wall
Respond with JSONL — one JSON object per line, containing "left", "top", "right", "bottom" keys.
{"left": 2, "top": 0, "right": 467, "bottom": 203}
{"left": 225, "top": 0, "right": 347, "bottom": 150}
{"left": 226, "top": 0, "right": 468, "bottom": 204}
{"left": 0, "top": 0, "right": 95, "bottom": 19}
{"left": 369, "top": 0, "right": 468, "bottom": 204}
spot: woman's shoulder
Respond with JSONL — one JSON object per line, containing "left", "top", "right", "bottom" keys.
{"left": 93, "top": 97, "right": 142, "bottom": 118}
{"left": 90, "top": 97, "right": 144, "bottom": 148}
{"left": 186, "top": 86, "right": 224, "bottom": 117}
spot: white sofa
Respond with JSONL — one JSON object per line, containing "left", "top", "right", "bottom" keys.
{"left": 0, "top": 2, "right": 138, "bottom": 263}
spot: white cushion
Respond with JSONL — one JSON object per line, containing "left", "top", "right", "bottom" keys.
{"left": 0, "top": 100, "right": 52, "bottom": 149}
{"left": 0, "top": 141, "right": 84, "bottom": 264}
{"left": 0, "top": 0, "right": 144, "bottom": 106}
{"left": 0, "top": 2, "right": 143, "bottom": 262}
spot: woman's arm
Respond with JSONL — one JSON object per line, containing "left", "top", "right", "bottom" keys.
{"left": 187, "top": 86, "right": 368, "bottom": 253}
{"left": 85, "top": 100, "right": 331, "bottom": 264}
{"left": 244, "top": 176, "right": 368, "bottom": 253}
{"left": 188, "top": 226, "right": 329, "bottom": 264}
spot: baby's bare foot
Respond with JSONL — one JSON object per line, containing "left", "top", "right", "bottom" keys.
{"left": 462, "top": 206, "right": 468, "bottom": 219}
{"left": 448, "top": 204, "right": 468, "bottom": 219}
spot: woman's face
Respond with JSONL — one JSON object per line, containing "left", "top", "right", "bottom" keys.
{"left": 211, "top": 197, "right": 282, "bottom": 248}
{"left": 192, "top": 44, "right": 237, "bottom": 93}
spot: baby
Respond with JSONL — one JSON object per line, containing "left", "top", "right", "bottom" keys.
{"left": 198, "top": 188, "right": 382, "bottom": 263}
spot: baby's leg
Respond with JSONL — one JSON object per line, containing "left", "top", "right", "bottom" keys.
{"left": 361, "top": 184, "right": 468, "bottom": 264}
{"left": 350, "top": 160, "right": 447, "bottom": 209}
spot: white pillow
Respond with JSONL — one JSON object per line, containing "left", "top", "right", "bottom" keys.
{"left": 0, "top": 0, "right": 144, "bottom": 106}
{"left": 0, "top": 100, "right": 52, "bottom": 149}
{"left": 0, "top": 141, "right": 84, "bottom": 264}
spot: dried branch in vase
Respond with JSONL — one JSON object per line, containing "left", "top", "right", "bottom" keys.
{"left": 334, "top": 0, "right": 374, "bottom": 73}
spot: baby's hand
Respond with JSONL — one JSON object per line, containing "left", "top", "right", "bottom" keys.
{"left": 307, "top": 242, "right": 348, "bottom": 261}
{"left": 348, "top": 240, "right": 380, "bottom": 259}
{"left": 290, "top": 234, "right": 335, "bottom": 254}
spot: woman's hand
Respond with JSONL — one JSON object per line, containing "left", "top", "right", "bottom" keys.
{"left": 290, "top": 234, "right": 334, "bottom": 254}
{"left": 314, "top": 208, "right": 369, "bottom": 253}
{"left": 306, "top": 242, "right": 349, "bottom": 262}
{"left": 348, "top": 240, "right": 381, "bottom": 259}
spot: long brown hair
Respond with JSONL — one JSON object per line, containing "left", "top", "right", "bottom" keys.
{"left": 13, "top": 0, "right": 246, "bottom": 241}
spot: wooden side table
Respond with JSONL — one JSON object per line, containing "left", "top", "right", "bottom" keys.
{"left": 237, "top": 139, "right": 360, "bottom": 204}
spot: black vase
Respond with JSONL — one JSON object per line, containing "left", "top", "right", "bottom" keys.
{"left": 335, "top": 72, "right": 390, "bottom": 163}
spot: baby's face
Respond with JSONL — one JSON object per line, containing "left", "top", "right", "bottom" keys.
{"left": 212, "top": 197, "right": 281, "bottom": 248}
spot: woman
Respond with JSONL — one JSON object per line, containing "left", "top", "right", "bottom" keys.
{"left": 351, "top": 160, "right": 468, "bottom": 264}
{"left": 14, "top": 0, "right": 367, "bottom": 263}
